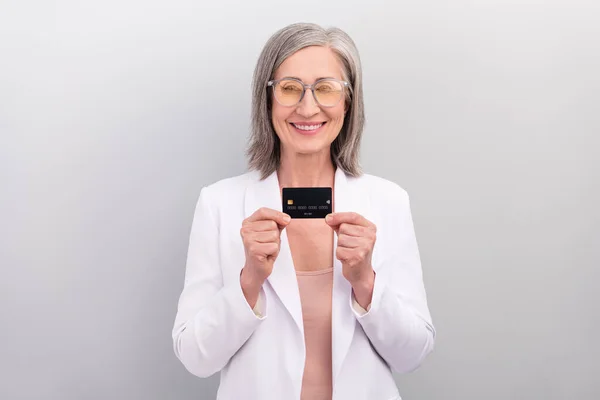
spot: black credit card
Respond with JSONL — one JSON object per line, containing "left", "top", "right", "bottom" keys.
{"left": 282, "top": 187, "right": 332, "bottom": 219}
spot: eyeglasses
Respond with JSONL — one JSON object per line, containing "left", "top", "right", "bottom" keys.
{"left": 267, "top": 77, "right": 349, "bottom": 107}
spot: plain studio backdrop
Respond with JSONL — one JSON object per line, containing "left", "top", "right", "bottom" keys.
{"left": 1, "top": 0, "right": 599, "bottom": 399}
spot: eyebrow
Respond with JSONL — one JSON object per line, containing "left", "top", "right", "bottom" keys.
{"left": 282, "top": 76, "right": 338, "bottom": 81}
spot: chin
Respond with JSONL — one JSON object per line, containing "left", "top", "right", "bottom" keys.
{"left": 280, "top": 130, "right": 337, "bottom": 156}
{"left": 293, "top": 143, "right": 330, "bottom": 155}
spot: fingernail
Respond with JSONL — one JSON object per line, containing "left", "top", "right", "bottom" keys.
{"left": 325, "top": 214, "right": 332, "bottom": 222}
{"left": 283, "top": 214, "right": 291, "bottom": 222}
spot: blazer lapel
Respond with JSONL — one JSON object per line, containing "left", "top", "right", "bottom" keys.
{"left": 331, "top": 167, "right": 368, "bottom": 387}
{"left": 244, "top": 170, "right": 304, "bottom": 335}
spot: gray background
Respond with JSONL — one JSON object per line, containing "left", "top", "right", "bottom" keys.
{"left": 1, "top": 0, "right": 599, "bottom": 399}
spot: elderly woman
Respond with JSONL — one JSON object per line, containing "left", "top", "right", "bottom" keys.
{"left": 172, "top": 23, "right": 435, "bottom": 400}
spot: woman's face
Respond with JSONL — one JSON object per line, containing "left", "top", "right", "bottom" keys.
{"left": 270, "top": 46, "right": 347, "bottom": 158}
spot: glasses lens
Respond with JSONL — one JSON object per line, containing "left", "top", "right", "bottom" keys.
{"left": 314, "top": 80, "right": 344, "bottom": 107}
{"left": 274, "top": 79, "right": 304, "bottom": 106}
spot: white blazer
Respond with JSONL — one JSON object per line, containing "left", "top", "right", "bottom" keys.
{"left": 172, "top": 167, "right": 436, "bottom": 400}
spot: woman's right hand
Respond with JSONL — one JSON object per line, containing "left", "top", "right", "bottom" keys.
{"left": 240, "top": 207, "right": 291, "bottom": 308}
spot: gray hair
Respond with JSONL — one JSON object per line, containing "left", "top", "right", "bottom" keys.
{"left": 246, "top": 23, "right": 365, "bottom": 179}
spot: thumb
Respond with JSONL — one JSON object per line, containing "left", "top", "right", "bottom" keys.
{"left": 325, "top": 214, "right": 339, "bottom": 233}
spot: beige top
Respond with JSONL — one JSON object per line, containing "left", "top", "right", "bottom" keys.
{"left": 250, "top": 270, "right": 371, "bottom": 400}
{"left": 296, "top": 268, "right": 334, "bottom": 400}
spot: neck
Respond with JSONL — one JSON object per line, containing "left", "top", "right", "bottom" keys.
{"left": 277, "top": 148, "right": 336, "bottom": 188}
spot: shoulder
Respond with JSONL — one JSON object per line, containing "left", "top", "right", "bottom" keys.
{"left": 350, "top": 172, "right": 410, "bottom": 206}
{"left": 195, "top": 170, "right": 258, "bottom": 209}
{"left": 202, "top": 171, "right": 256, "bottom": 194}
{"left": 350, "top": 173, "right": 416, "bottom": 235}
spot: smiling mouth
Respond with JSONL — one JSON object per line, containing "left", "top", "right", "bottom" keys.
{"left": 290, "top": 122, "right": 326, "bottom": 131}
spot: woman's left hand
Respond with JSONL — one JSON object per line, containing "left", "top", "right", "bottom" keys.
{"left": 325, "top": 212, "right": 376, "bottom": 308}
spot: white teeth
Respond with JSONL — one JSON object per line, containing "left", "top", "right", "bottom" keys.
{"left": 293, "top": 123, "right": 323, "bottom": 131}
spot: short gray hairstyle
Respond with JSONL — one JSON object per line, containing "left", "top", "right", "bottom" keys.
{"left": 246, "top": 23, "right": 365, "bottom": 179}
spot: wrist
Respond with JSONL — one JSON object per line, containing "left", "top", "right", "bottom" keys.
{"left": 240, "top": 266, "right": 265, "bottom": 308}
{"left": 351, "top": 269, "right": 375, "bottom": 309}
{"left": 241, "top": 265, "right": 266, "bottom": 288}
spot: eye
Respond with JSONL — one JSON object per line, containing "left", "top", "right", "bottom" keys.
{"left": 316, "top": 81, "right": 343, "bottom": 93}
{"left": 282, "top": 85, "right": 301, "bottom": 92}
{"left": 280, "top": 82, "right": 303, "bottom": 92}
{"left": 316, "top": 84, "right": 334, "bottom": 92}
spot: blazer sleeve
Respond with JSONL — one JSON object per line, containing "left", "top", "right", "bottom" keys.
{"left": 172, "top": 186, "right": 266, "bottom": 378}
{"left": 351, "top": 186, "right": 436, "bottom": 374}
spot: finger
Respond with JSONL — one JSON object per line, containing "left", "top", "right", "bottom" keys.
{"left": 248, "top": 230, "right": 280, "bottom": 244}
{"left": 326, "top": 212, "right": 374, "bottom": 229}
{"left": 246, "top": 207, "right": 291, "bottom": 226}
{"left": 248, "top": 242, "right": 279, "bottom": 258}
{"left": 338, "top": 223, "right": 373, "bottom": 238}
{"left": 337, "top": 233, "right": 364, "bottom": 249}
{"left": 249, "top": 220, "right": 279, "bottom": 232}
{"left": 240, "top": 221, "right": 280, "bottom": 239}
{"left": 335, "top": 246, "right": 352, "bottom": 261}
{"left": 336, "top": 247, "right": 368, "bottom": 265}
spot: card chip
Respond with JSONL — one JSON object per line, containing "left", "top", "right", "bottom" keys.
{"left": 287, "top": 199, "right": 294, "bottom": 205}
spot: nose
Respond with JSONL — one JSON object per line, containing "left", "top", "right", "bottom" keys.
{"left": 295, "top": 88, "right": 320, "bottom": 118}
